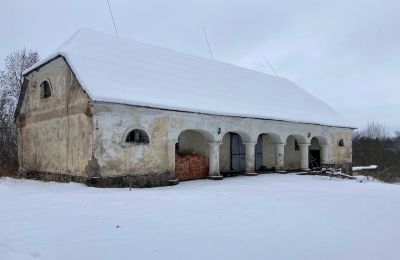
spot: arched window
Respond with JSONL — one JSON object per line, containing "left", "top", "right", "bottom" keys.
{"left": 40, "top": 80, "right": 51, "bottom": 99}
{"left": 126, "top": 129, "right": 149, "bottom": 144}
{"left": 338, "top": 139, "right": 345, "bottom": 147}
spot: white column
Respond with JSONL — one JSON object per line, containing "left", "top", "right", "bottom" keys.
{"left": 299, "top": 143, "right": 310, "bottom": 170}
{"left": 243, "top": 142, "right": 256, "bottom": 173}
{"left": 168, "top": 139, "right": 178, "bottom": 177}
{"left": 274, "top": 143, "right": 285, "bottom": 170}
{"left": 208, "top": 141, "right": 222, "bottom": 177}
{"left": 320, "top": 144, "right": 329, "bottom": 165}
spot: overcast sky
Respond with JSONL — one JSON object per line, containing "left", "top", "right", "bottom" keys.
{"left": 1, "top": 0, "right": 399, "bottom": 133}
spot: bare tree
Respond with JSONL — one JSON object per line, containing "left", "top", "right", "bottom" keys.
{"left": 360, "top": 121, "right": 388, "bottom": 140}
{"left": 0, "top": 49, "right": 39, "bottom": 174}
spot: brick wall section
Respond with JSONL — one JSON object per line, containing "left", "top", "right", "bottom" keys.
{"left": 175, "top": 154, "right": 209, "bottom": 181}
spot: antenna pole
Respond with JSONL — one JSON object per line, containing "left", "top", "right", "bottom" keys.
{"left": 202, "top": 24, "right": 214, "bottom": 60}
{"left": 262, "top": 55, "right": 278, "bottom": 76}
{"left": 106, "top": 0, "right": 119, "bottom": 36}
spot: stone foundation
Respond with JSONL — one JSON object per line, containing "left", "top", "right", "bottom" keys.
{"left": 17, "top": 168, "right": 178, "bottom": 188}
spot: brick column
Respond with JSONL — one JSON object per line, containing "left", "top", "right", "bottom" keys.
{"left": 208, "top": 141, "right": 223, "bottom": 179}
{"left": 299, "top": 143, "right": 310, "bottom": 170}
{"left": 274, "top": 143, "right": 285, "bottom": 170}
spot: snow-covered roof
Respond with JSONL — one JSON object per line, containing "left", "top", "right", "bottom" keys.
{"left": 24, "top": 28, "right": 353, "bottom": 128}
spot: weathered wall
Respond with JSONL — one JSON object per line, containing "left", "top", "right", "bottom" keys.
{"left": 92, "top": 104, "right": 169, "bottom": 176}
{"left": 17, "top": 57, "right": 92, "bottom": 176}
{"left": 284, "top": 136, "right": 301, "bottom": 169}
{"left": 330, "top": 132, "right": 353, "bottom": 165}
{"left": 92, "top": 102, "right": 354, "bottom": 176}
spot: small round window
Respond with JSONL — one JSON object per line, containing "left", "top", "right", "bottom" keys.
{"left": 40, "top": 80, "right": 51, "bottom": 99}
{"left": 337, "top": 139, "right": 345, "bottom": 147}
{"left": 126, "top": 129, "right": 149, "bottom": 144}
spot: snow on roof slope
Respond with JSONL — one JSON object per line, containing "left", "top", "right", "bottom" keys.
{"left": 24, "top": 28, "right": 353, "bottom": 128}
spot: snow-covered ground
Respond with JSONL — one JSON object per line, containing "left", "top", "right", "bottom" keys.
{"left": 1, "top": 174, "right": 399, "bottom": 260}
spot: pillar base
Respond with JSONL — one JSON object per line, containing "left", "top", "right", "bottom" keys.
{"left": 207, "top": 174, "right": 223, "bottom": 180}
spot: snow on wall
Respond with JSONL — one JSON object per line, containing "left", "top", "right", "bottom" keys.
{"left": 24, "top": 28, "right": 353, "bottom": 128}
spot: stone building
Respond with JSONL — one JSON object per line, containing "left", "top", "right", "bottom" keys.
{"left": 15, "top": 29, "right": 355, "bottom": 187}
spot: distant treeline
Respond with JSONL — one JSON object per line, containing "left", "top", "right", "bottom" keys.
{"left": 352, "top": 122, "right": 400, "bottom": 183}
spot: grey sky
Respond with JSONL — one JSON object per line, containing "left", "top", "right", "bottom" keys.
{"left": 1, "top": 0, "right": 399, "bottom": 132}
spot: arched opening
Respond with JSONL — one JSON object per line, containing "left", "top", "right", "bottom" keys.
{"left": 175, "top": 130, "right": 211, "bottom": 181}
{"left": 309, "top": 137, "right": 321, "bottom": 169}
{"left": 255, "top": 133, "right": 281, "bottom": 171}
{"left": 284, "top": 134, "right": 306, "bottom": 170}
{"left": 220, "top": 132, "right": 246, "bottom": 174}
{"left": 126, "top": 129, "right": 149, "bottom": 144}
{"left": 309, "top": 136, "right": 329, "bottom": 169}
{"left": 40, "top": 80, "right": 51, "bottom": 99}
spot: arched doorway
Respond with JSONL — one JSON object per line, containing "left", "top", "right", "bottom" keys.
{"left": 220, "top": 132, "right": 246, "bottom": 173}
{"left": 284, "top": 134, "right": 306, "bottom": 170}
{"left": 175, "top": 130, "right": 211, "bottom": 181}
{"left": 309, "top": 136, "right": 328, "bottom": 169}
{"left": 255, "top": 133, "right": 281, "bottom": 171}
{"left": 309, "top": 137, "right": 321, "bottom": 169}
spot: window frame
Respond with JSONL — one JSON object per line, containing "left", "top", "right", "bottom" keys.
{"left": 40, "top": 80, "right": 52, "bottom": 99}
{"left": 125, "top": 129, "right": 150, "bottom": 145}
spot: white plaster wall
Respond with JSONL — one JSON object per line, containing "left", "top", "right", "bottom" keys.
{"left": 284, "top": 136, "right": 301, "bottom": 169}
{"left": 92, "top": 102, "right": 354, "bottom": 176}
{"left": 219, "top": 133, "right": 231, "bottom": 172}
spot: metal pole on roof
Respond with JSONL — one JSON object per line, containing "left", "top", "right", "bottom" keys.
{"left": 106, "top": 0, "right": 119, "bottom": 36}
{"left": 202, "top": 24, "right": 214, "bottom": 60}
{"left": 262, "top": 55, "right": 279, "bottom": 76}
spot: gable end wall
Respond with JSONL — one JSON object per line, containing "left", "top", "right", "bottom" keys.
{"left": 17, "top": 57, "right": 93, "bottom": 176}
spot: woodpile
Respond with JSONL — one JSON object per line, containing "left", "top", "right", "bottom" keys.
{"left": 175, "top": 154, "right": 208, "bottom": 181}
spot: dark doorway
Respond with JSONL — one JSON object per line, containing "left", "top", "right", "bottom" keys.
{"left": 309, "top": 150, "right": 321, "bottom": 169}
{"left": 255, "top": 135, "right": 263, "bottom": 170}
{"left": 230, "top": 133, "right": 245, "bottom": 171}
